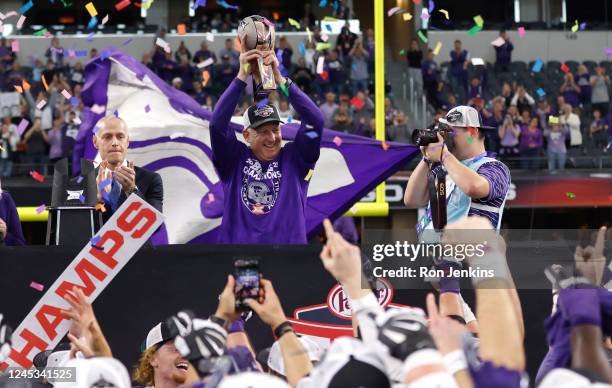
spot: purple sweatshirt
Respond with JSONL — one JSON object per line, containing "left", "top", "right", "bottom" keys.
{"left": 210, "top": 78, "right": 324, "bottom": 244}
{"left": 0, "top": 191, "right": 25, "bottom": 246}
{"left": 519, "top": 126, "right": 544, "bottom": 150}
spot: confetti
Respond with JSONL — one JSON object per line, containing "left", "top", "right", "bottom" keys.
{"left": 217, "top": 0, "right": 239, "bottom": 10}
{"left": 35, "top": 204, "right": 46, "bottom": 214}
{"left": 16, "top": 118, "right": 29, "bottom": 135}
{"left": 320, "top": 70, "right": 328, "bottom": 80}
{"left": 417, "top": 30, "right": 428, "bottom": 43}
{"left": 532, "top": 58, "right": 544, "bottom": 73}
{"left": 316, "top": 42, "right": 331, "bottom": 51}
{"left": 101, "top": 14, "right": 109, "bottom": 25}
{"left": 193, "top": 0, "right": 206, "bottom": 9}
{"left": 325, "top": 24, "right": 332, "bottom": 32}
{"left": 10, "top": 40, "right": 20, "bottom": 53}
{"left": 316, "top": 56, "right": 325, "bottom": 74}
{"left": 16, "top": 15, "right": 26, "bottom": 29}
{"left": 256, "top": 98, "right": 269, "bottom": 108}
{"left": 439, "top": 9, "right": 449, "bottom": 19}
{"left": 304, "top": 131, "right": 319, "bottom": 139}
{"left": 288, "top": 18, "right": 301, "bottom": 29}
{"left": 91, "top": 104, "right": 106, "bottom": 114}
{"left": 177, "top": 23, "right": 186, "bottom": 35}
{"left": 402, "top": 13, "right": 412, "bottom": 21}
{"left": 61, "top": 89, "right": 72, "bottom": 99}
{"left": 571, "top": 20, "right": 578, "bottom": 33}
{"left": 169, "top": 132, "right": 185, "bottom": 139}
{"left": 143, "top": 0, "right": 154, "bottom": 9}
{"left": 206, "top": 32, "right": 214, "bottom": 42}
{"left": 333, "top": 136, "right": 343, "bottom": 146}
{"left": 34, "top": 28, "right": 48, "bottom": 37}
{"left": 206, "top": 193, "right": 215, "bottom": 203}
{"left": 14, "top": 85, "right": 23, "bottom": 94}
{"left": 30, "top": 170, "right": 45, "bottom": 183}
{"left": 202, "top": 70, "right": 210, "bottom": 86}
{"left": 350, "top": 96, "right": 364, "bottom": 110}
{"left": 560, "top": 63, "right": 569, "bottom": 73}
{"left": 491, "top": 37, "right": 505, "bottom": 47}
{"left": 387, "top": 6, "right": 402, "bottom": 17}
{"left": 566, "top": 192, "right": 576, "bottom": 199}
{"left": 319, "top": 0, "right": 327, "bottom": 6}
{"left": 471, "top": 57, "right": 485, "bottom": 66}
{"left": 115, "top": 0, "right": 131, "bottom": 10}
{"left": 85, "top": 2, "right": 98, "bottom": 17}
{"left": 605, "top": 48, "right": 612, "bottom": 56}
{"left": 102, "top": 191, "right": 110, "bottom": 203}
{"left": 432, "top": 41, "right": 442, "bottom": 56}
{"left": 473, "top": 15, "right": 484, "bottom": 28}
{"left": 321, "top": 34, "right": 329, "bottom": 42}
{"left": 4, "top": 11, "right": 18, "bottom": 18}
{"left": 76, "top": 176, "right": 84, "bottom": 184}
{"left": 518, "top": 26, "right": 525, "bottom": 37}
{"left": 36, "top": 99, "right": 47, "bottom": 110}
{"left": 428, "top": 0, "right": 435, "bottom": 13}
{"left": 298, "top": 42, "right": 306, "bottom": 56}
{"left": 91, "top": 236, "right": 104, "bottom": 250}
{"left": 144, "top": 104, "right": 151, "bottom": 113}
{"left": 20, "top": 0, "right": 33, "bottom": 14}
{"left": 287, "top": 115, "right": 293, "bottom": 123}
{"left": 421, "top": 9, "right": 430, "bottom": 21}
{"left": 467, "top": 25, "right": 482, "bottom": 36}
{"left": 30, "top": 282, "right": 44, "bottom": 292}
{"left": 121, "top": 37, "right": 134, "bottom": 46}
{"left": 537, "top": 88, "right": 546, "bottom": 97}
{"left": 243, "top": 63, "right": 249, "bottom": 73}
{"left": 304, "top": 169, "right": 314, "bottom": 181}
{"left": 156, "top": 37, "right": 171, "bottom": 53}
{"left": 95, "top": 203, "right": 106, "bottom": 212}
{"left": 87, "top": 16, "right": 98, "bottom": 29}
{"left": 98, "top": 178, "right": 112, "bottom": 190}
{"left": 399, "top": 49, "right": 405, "bottom": 56}
{"left": 79, "top": 194, "right": 86, "bottom": 204}
{"left": 322, "top": 16, "right": 338, "bottom": 21}
{"left": 280, "top": 83, "right": 289, "bottom": 97}
{"left": 70, "top": 96, "right": 79, "bottom": 106}
{"left": 548, "top": 116, "right": 559, "bottom": 124}
{"left": 580, "top": 22, "right": 586, "bottom": 31}
{"left": 382, "top": 141, "right": 390, "bottom": 151}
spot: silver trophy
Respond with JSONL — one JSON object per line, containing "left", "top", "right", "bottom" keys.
{"left": 237, "top": 15, "right": 277, "bottom": 98}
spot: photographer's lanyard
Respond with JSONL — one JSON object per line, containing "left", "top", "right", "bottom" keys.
{"left": 426, "top": 163, "right": 447, "bottom": 232}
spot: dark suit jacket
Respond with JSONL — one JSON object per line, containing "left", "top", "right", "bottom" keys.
{"left": 100, "top": 166, "right": 164, "bottom": 224}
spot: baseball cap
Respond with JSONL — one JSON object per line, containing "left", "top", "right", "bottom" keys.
{"left": 438, "top": 105, "right": 495, "bottom": 129}
{"left": 267, "top": 336, "right": 324, "bottom": 376}
{"left": 54, "top": 357, "right": 131, "bottom": 388}
{"left": 297, "top": 337, "right": 391, "bottom": 388}
{"left": 143, "top": 321, "right": 173, "bottom": 351}
{"left": 243, "top": 104, "right": 284, "bottom": 130}
{"left": 219, "top": 372, "right": 289, "bottom": 388}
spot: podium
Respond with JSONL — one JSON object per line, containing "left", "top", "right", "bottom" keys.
{"left": 45, "top": 158, "right": 103, "bottom": 246}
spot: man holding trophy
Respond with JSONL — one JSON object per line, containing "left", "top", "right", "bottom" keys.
{"left": 210, "top": 15, "right": 325, "bottom": 244}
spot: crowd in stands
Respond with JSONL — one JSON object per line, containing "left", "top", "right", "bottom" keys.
{"left": 407, "top": 29, "right": 612, "bottom": 171}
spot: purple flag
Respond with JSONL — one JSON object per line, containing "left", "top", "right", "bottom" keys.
{"left": 74, "top": 47, "right": 419, "bottom": 244}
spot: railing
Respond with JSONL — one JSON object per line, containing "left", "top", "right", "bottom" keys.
{"left": 402, "top": 71, "right": 430, "bottom": 129}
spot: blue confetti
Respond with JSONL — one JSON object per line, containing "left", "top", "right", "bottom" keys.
{"left": 256, "top": 98, "right": 269, "bottom": 108}
{"left": 428, "top": 0, "right": 435, "bottom": 14}
{"left": 98, "top": 178, "right": 112, "bottom": 190}
{"left": 75, "top": 50, "right": 88, "bottom": 57}
{"left": 70, "top": 96, "right": 79, "bottom": 106}
{"left": 216, "top": 0, "right": 239, "bottom": 10}
{"left": 532, "top": 58, "right": 544, "bottom": 73}
{"left": 304, "top": 130, "right": 319, "bottom": 139}
{"left": 100, "top": 50, "right": 110, "bottom": 60}
{"left": 86, "top": 32, "right": 95, "bottom": 42}
{"left": 288, "top": 115, "right": 293, "bottom": 123}
{"left": 87, "top": 16, "right": 98, "bottom": 30}
{"left": 193, "top": 0, "right": 206, "bottom": 9}
{"left": 79, "top": 194, "right": 85, "bottom": 204}
{"left": 580, "top": 22, "right": 586, "bottom": 31}
{"left": 20, "top": 0, "right": 33, "bottom": 14}
{"left": 90, "top": 236, "right": 104, "bottom": 250}
{"left": 319, "top": 0, "right": 327, "bottom": 7}
{"left": 536, "top": 88, "right": 546, "bottom": 97}
{"left": 325, "top": 24, "right": 332, "bottom": 32}
{"left": 76, "top": 176, "right": 84, "bottom": 184}
{"left": 298, "top": 42, "right": 306, "bottom": 56}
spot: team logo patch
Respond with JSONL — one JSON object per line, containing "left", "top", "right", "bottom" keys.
{"left": 66, "top": 190, "right": 84, "bottom": 201}
{"left": 253, "top": 105, "right": 274, "bottom": 118}
{"left": 446, "top": 110, "right": 463, "bottom": 123}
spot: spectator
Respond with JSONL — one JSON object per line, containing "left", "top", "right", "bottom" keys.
{"left": 62, "top": 111, "right": 79, "bottom": 162}
{"left": 519, "top": 116, "right": 543, "bottom": 169}
{"left": 292, "top": 57, "right": 314, "bottom": 95}
{"left": 482, "top": 98, "right": 505, "bottom": 152}
{"left": 159, "top": 52, "right": 178, "bottom": 83}
{"left": 363, "top": 28, "right": 375, "bottom": 78}
{"left": 576, "top": 64, "right": 591, "bottom": 108}
{"left": 590, "top": 66, "right": 611, "bottom": 116}
{"left": 45, "top": 37, "right": 64, "bottom": 69}
{"left": 559, "top": 103, "right": 582, "bottom": 153}
{"left": 535, "top": 98, "right": 553, "bottom": 128}
{"left": 544, "top": 121, "right": 569, "bottom": 172}
{"left": 218, "top": 38, "right": 239, "bottom": 67}
{"left": 467, "top": 76, "right": 483, "bottom": 100}
{"left": 449, "top": 40, "right": 469, "bottom": 102}
{"left": 554, "top": 95, "right": 566, "bottom": 116}
{"left": 176, "top": 57, "right": 194, "bottom": 93}
{"left": 22, "top": 118, "right": 49, "bottom": 173}
{"left": 0, "top": 180, "right": 25, "bottom": 246}
{"left": 277, "top": 37, "right": 293, "bottom": 75}
{"left": 174, "top": 41, "right": 192, "bottom": 64}
{"left": 89, "top": 47, "right": 98, "bottom": 59}
{"left": 47, "top": 117, "right": 64, "bottom": 165}
{"left": 421, "top": 49, "right": 440, "bottom": 109}
{"left": 350, "top": 91, "right": 374, "bottom": 136}
{"left": 589, "top": 108, "right": 608, "bottom": 151}
{"left": 303, "top": 41, "right": 317, "bottom": 73}
{"left": 494, "top": 29, "right": 513, "bottom": 73}
{"left": 301, "top": 3, "right": 316, "bottom": 28}
{"left": 507, "top": 104, "right": 521, "bottom": 124}
{"left": 193, "top": 42, "right": 217, "bottom": 65}
{"left": 32, "top": 59, "right": 45, "bottom": 85}
{"left": 217, "top": 54, "right": 236, "bottom": 89}
{"left": 384, "top": 98, "right": 397, "bottom": 126}
{"left": 406, "top": 39, "right": 423, "bottom": 92}
{"left": 191, "top": 80, "right": 208, "bottom": 105}
{"left": 277, "top": 99, "right": 295, "bottom": 122}
{"left": 387, "top": 110, "right": 410, "bottom": 143}
{"left": 320, "top": 92, "right": 339, "bottom": 128}
{"left": 69, "top": 62, "right": 85, "bottom": 86}
{"left": 560, "top": 72, "right": 581, "bottom": 108}
{"left": 498, "top": 114, "right": 521, "bottom": 158}
{"left": 333, "top": 0, "right": 352, "bottom": 19}
{"left": 326, "top": 50, "right": 345, "bottom": 95}
{"left": 332, "top": 103, "right": 353, "bottom": 133}
{"left": 441, "top": 93, "right": 458, "bottom": 111}
{"left": 0, "top": 117, "right": 18, "bottom": 177}
{"left": 348, "top": 40, "right": 369, "bottom": 95}
{"left": 511, "top": 86, "right": 535, "bottom": 114}
{"left": 0, "top": 38, "right": 15, "bottom": 67}
{"left": 364, "top": 118, "right": 376, "bottom": 138}
{"left": 335, "top": 22, "right": 357, "bottom": 59}
{"left": 172, "top": 77, "right": 183, "bottom": 91}
{"left": 499, "top": 81, "right": 513, "bottom": 108}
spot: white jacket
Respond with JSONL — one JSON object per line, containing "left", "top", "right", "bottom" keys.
{"left": 560, "top": 113, "right": 582, "bottom": 146}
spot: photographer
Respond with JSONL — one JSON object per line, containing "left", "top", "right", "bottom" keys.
{"left": 404, "top": 106, "right": 511, "bottom": 235}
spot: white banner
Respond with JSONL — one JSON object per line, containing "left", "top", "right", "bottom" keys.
{"left": 0, "top": 194, "right": 164, "bottom": 370}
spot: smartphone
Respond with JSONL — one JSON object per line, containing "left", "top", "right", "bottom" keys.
{"left": 234, "top": 258, "right": 261, "bottom": 312}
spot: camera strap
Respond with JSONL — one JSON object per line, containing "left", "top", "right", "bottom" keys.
{"left": 427, "top": 163, "right": 447, "bottom": 231}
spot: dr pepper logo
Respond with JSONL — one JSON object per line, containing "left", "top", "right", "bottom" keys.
{"left": 326, "top": 279, "right": 394, "bottom": 320}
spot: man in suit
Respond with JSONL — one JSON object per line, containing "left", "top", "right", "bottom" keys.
{"left": 93, "top": 116, "right": 163, "bottom": 223}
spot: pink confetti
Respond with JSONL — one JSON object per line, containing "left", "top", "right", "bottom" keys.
{"left": 517, "top": 26, "right": 525, "bottom": 37}
{"left": 35, "top": 204, "right": 46, "bottom": 214}
{"left": 207, "top": 193, "right": 215, "bottom": 203}
{"left": 11, "top": 40, "right": 19, "bottom": 52}
{"left": 61, "top": 89, "right": 72, "bottom": 99}
{"left": 0, "top": 12, "right": 5, "bottom": 20}
{"left": 16, "top": 15, "right": 26, "bottom": 29}
{"left": 197, "top": 58, "right": 214, "bottom": 69}
{"left": 333, "top": 136, "right": 342, "bottom": 147}
{"left": 36, "top": 99, "right": 47, "bottom": 110}
{"left": 30, "top": 281, "right": 44, "bottom": 292}
{"left": 101, "top": 14, "right": 109, "bottom": 25}
{"left": 4, "top": 11, "right": 17, "bottom": 18}
{"left": 16, "top": 118, "right": 29, "bottom": 135}
{"left": 67, "top": 49, "right": 76, "bottom": 58}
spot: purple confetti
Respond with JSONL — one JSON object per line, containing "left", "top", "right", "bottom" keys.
{"left": 16, "top": 118, "right": 29, "bottom": 136}
{"left": 121, "top": 37, "right": 134, "bottom": 46}
{"left": 90, "top": 236, "right": 104, "bottom": 250}
{"left": 605, "top": 48, "right": 612, "bottom": 56}
{"left": 145, "top": 104, "right": 151, "bottom": 113}
{"left": 76, "top": 50, "right": 88, "bottom": 57}
{"left": 98, "top": 178, "right": 112, "bottom": 190}
{"left": 304, "top": 131, "right": 319, "bottom": 139}
{"left": 428, "top": 0, "right": 435, "bottom": 14}
{"left": 580, "top": 22, "right": 586, "bottom": 31}
{"left": 70, "top": 96, "right": 79, "bottom": 106}
{"left": 79, "top": 194, "right": 85, "bottom": 203}
{"left": 86, "top": 32, "right": 95, "bottom": 42}
{"left": 114, "top": 110, "right": 119, "bottom": 117}
{"left": 102, "top": 191, "right": 110, "bottom": 203}
{"left": 76, "top": 176, "right": 84, "bottom": 184}
{"left": 193, "top": 0, "right": 206, "bottom": 9}
{"left": 256, "top": 98, "right": 269, "bottom": 108}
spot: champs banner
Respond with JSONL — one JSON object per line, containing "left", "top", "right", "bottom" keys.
{"left": 0, "top": 195, "right": 164, "bottom": 370}
{"left": 74, "top": 47, "right": 419, "bottom": 245}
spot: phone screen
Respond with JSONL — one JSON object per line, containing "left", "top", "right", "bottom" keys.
{"left": 234, "top": 258, "right": 260, "bottom": 312}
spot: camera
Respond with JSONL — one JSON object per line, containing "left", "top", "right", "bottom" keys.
{"left": 411, "top": 123, "right": 453, "bottom": 147}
